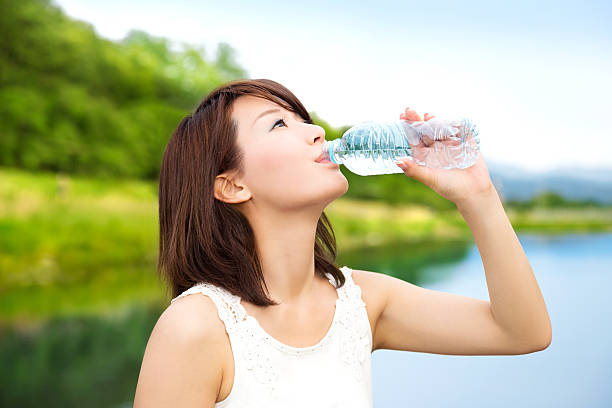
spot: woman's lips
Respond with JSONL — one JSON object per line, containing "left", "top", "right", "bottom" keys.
{"left": 315, "top": 157, "right": 339, "bottom": 167}
{"left": 314, "top": 150, "right": 338, "bottom": 166}
{"left": 314, "top": 151, "right": 331, "bottom": 163}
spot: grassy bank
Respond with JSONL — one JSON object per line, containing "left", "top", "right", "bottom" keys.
{"left": 1, "top": 167, "right": 611, "bottom": 324}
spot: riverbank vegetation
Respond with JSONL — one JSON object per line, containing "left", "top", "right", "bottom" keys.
{"left": 2, "top": 167, "right": 610, "bottom": 324}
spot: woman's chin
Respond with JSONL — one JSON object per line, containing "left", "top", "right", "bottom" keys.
{"left": 326, "top": 176, "right": 349, "bottom": 202}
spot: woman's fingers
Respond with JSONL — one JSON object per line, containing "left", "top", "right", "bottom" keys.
{"left": 399, "top": 107, "right": 435, "bottom": 122}
{"left": 422, "top": 134, "right": 435, "bottom": 146}
{"left": 401, "top": 107, "right": 422, "bottom": 121}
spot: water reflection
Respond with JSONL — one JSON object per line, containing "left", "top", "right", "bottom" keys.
{"left": 0, "top": 237, "right": 469, "bottom": 407}
{"left": 337, "top": 238, "right": 471, "bottom": 285}
{"left": 0, "top": 302, "right": 163, "bottom": 408}
{"left": 2, "top": 234, "right": 610, "bottom": 407}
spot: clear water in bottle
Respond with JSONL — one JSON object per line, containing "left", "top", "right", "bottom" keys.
{"left": 321, "top": 117, "right": 480, "bottom": 176}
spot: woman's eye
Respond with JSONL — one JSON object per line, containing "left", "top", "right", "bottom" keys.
{"left": 271, "top": 117, "right": 311, "bottom": 130}
{"left": 272, "top": 118, "right": 286, "bottom": 129}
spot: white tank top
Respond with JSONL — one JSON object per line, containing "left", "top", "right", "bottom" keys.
{"left": 170, "top": 265, "right": 373, "bottom": 408}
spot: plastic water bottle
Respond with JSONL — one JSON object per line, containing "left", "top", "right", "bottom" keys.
{"left": 319, "top": 117, "right": 480, "bottom": 176}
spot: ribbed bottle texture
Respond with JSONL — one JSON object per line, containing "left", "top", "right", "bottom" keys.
{"left": 321, "top": 117, "right": 480, "bottom": 176}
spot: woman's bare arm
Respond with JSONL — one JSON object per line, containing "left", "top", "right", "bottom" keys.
{"left": 385, "top": 108, "right": 552, "bottom": 354}
{"left": 365, "top": 186, "right": 552, "bottom": 355}
{"left": 455, "top": 185, "right": 552, "bottom": 345}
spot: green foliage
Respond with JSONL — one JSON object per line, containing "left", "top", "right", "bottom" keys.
{"left": 0, "top": 167, "right": 162, "bottom": 321}
{"left": 0, "top": 166, "right": 456, "bottom": 322}
{"left": 0, "top": 302, "right": 164, "bottom": 407}
{"left": 0, "top": 0, "right": 472, "bottom": 208}
{"left": 2, "top": 167, "right": 612, "bottom": 323}
{"left": 0, "top": 0, "right": 247, "bottom": 179}
{"left": 506, "top": 191, "right": 608, "bottom": 210}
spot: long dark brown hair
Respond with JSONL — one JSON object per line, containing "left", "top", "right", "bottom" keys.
{"left": 158, "top": 78, "right": 346, "bottom": 306}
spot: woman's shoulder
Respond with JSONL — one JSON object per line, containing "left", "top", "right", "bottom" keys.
{"left": 163, "top": 289, "right": 229, "bottom": 341}
{"left": 347, "top": 268, "right": 389, "bottom": 341}
{"left": 142, "top": 293, "right": 230, "bottom": 375}
{"left": 134, "top": 293, "right": 227, "bottom": 406}
{"left": 348, "top": 268, "right": 387, "bottom": 304}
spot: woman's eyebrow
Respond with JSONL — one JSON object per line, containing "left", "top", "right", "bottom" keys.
{"left": 252, "top": 108, "right": 282, "bottom": 127}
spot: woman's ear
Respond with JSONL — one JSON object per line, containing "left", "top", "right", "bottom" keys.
{"left": 214, "top": 171, "right": 252, "bottom": 204}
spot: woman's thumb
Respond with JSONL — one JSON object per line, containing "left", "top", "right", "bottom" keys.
{"left": 396, "top": 157, "right": 435, "bottom": 186}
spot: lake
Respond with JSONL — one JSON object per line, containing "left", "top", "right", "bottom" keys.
{"left": 1, "top": 232, "right": 610, "bottom": 407}
{"left": 372, "top": 232, "right": 612, "bottom": 407}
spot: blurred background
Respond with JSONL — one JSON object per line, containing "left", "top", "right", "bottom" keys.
{"left": 1, "top": 0, "right": 611, "bottom": 406}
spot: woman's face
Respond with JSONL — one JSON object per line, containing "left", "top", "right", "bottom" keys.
{"left": 223, "top": 95, "right": 348, "bottom": 213}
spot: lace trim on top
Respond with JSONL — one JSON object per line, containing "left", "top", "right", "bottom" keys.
{"left": 334, "top": 266, "right": 371, "bottom": 382}
{"left": 170, "top": 279, "right": 247, "bottom": 334}
{"left": 170, "top": 266, "right": 372, "bottom": 400}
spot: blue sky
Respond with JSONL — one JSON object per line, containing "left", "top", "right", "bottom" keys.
{"left": 53, "top": 0, "right": 612, "bottom": 172}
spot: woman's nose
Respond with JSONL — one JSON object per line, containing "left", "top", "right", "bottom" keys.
{"left": 310, "top": 124, "right": 325, "bottom": 144}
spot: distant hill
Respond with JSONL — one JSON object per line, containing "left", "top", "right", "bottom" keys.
{"left": 488, "top": 161, "right": 612, "bottom": 204}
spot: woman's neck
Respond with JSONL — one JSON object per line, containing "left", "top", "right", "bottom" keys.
{"left": 248, "top": 208, "right": 323, "bottom": 306}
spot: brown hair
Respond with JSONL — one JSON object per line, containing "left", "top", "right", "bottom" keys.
{"left": 158, "top": 78, "right": 346, "bottom": 306}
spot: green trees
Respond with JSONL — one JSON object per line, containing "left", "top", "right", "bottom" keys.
{"left": 506, "top": 192, "right": 606, "bottom": 210}
{"left": 0, "top": 0, "right": 248, "bottom": 179}
{"left": 5, "top": 0, "right": 581, "bottom": 210}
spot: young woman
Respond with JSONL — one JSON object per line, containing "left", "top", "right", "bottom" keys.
{"left": 134, "top": 79, "right": 552, "bottom": 407}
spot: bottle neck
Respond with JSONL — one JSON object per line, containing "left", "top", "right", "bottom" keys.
{"left": 327, "top": 139, "right": 346, "bottom": 164}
